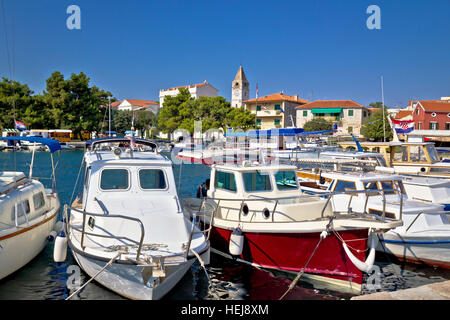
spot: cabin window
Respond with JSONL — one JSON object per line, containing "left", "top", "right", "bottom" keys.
{"left": 10, "top": 200, "right": 30, "bottom": 220}
{"left": 215, "top": 171, "right": 237, "bottom": 192}
{"left": 394, "top": 180, "right": 407, "bottom": 195}
{"left": 369, "top": 156, "right": 387, "bottom": 167}
{"left": 393, "top": 146, "right": 408, "bottom": 162}
{"left": 100, "top": 169, "right": 129, "bottom": 190}
{"left": 242, "top": 171, "right": 272, "bottom": 192}
{"left": 364, "top": 181, "right": 379, "bottom": 192}
{"left": 33, "top": 192, "right": 45, "bottom": 210}
{"left": 409, "top": 146, "right": 427, "bottom": 162}
{"left": 139, "top": 169, "right": 166, "bottom": 190}
{"left": 274, "top": 171, "right": 298, "bottom": 190}
{"left": 379, "top": 181, "right": 396, "bottom": 195}
{"left": 425, "top": 145, "right": 439, "bottom": 162}
{"left": 334, "top": 180, "right": 356, "bottom": 193}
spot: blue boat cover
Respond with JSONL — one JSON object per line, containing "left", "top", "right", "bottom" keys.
{"left": 0, "top": 136, "right": 61, "bottom": 153}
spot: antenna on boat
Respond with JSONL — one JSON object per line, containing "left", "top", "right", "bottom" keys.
{"left": 108, "top": 97, "right": 111, "bottom": 137}
{"left": 381, "top": 76, "right": 386, "bottom": 142}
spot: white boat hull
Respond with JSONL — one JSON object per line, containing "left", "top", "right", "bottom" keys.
{"left": 72, "top": 251, "right": 195, "bottom": 300}
{"left": 378, "top": 232, "right": 450, "bottom": 268}
{"left": 0, "top": 212, "right": 58, "bottom": 280}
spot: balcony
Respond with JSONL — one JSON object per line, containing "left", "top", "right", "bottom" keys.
{"left": 256, "top": 110, "right": 283, "bottom": 117}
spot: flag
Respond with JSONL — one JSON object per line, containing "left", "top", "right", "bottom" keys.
{"left": 15, "top": 120, "right": 26, "bottom": 131}
{"left": 255, "top": 83, "right": 258, "bottom": 99}
{"left": 391, "top": 119, "right": 415, "bottom": 134}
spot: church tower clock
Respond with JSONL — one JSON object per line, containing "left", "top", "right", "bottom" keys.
{"left": 231, "top": 66, "right": 249, "bottom": 108}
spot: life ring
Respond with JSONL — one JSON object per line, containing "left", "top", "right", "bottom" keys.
{"left": 342, "top": 231, "right": 377, "bottom": 273}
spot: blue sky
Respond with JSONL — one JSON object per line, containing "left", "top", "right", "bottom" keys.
{"left": 0, "top": 0, "right": 449, "bottom": 108}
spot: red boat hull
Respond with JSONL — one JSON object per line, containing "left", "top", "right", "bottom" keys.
{"left": 210, "top": 226, "right": 369, "bottom": 291}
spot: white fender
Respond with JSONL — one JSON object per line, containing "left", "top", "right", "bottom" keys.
{"left": 53, "top": 231, "right": 68, "bottom": 262}
{"left": 342, "top": 232, "right": 377, "bottom": 273}
{"left": 229, "top": 228, "right": 244, "bottom": 256}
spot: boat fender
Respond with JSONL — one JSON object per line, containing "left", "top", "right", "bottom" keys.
{"left": 342, "top": 232, "right": 377, "bottom": 273}
{"left": 54, "top": 220, "right": 65, "bottom": 233}
{"left": 229, "top": 228, "right": 244, "bottom": 256}
{"left": 47, "top": 230, "right": 57, "bottom": 242}
{"left": 53, "top": 231, "right": 68, "bottom": 263}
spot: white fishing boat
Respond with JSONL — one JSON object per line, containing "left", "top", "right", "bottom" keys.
{"left": 64, "top": 137, "right": 210, "bottom": 300}
{"left": 181, "top": 161, "right": 402, "bottom": 294}
{"left": 0, "top": 137, "right": 61, "bottom": 280}
{"left": 298, "top": 170, "right": 450, "bottom": 268}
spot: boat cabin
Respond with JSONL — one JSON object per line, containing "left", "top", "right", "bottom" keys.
{"left": 0, "top": 172, "right": 53, "bottom": 228}
{"left": 314, "top": 171, "right": 444, "bottom": 220}
{"left": 337, "top": 141, "right": 450, "bottom": 177}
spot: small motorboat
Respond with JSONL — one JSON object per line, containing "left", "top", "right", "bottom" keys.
{"left": 297, "top": 169, "right": 450, "bottom": 269}
{"left": 65, "top": 137, "right": 210, "bottom": 300}
{"left": 0, "top": 137, "right": 61, "bottom": 280}
{"left": 181, "top": 161, "right": 402, "bottom": 294}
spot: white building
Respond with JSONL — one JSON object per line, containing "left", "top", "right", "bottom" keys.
{"left": 117, "top": 99, "right": 160, "bottom": 115}
{"left": 159, "top": 80, "right": 218, "bottom": 107}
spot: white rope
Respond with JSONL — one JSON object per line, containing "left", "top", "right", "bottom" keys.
{"left": 65, "top": 251, "right": 124, "bottom": 300}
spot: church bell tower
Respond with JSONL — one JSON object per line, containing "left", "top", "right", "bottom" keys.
{"left": 231, "top": 66, "right": 249, "bottom": 108}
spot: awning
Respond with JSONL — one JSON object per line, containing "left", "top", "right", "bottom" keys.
{"left": 0, "top": 136, "right": 61, "bottom": 153}
{"left": 311, "top": 108, "right": 342, "bottom": 114}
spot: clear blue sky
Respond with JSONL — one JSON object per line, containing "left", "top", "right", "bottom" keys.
{"left": 1, "top": 0, "right": 449, "bottom": 108}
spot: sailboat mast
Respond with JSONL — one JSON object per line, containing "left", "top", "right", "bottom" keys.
{"left": 381, "top": 76, "right": 386, "bottom": 142}
{"left": 108, "top": 97, "right": 111, "bottom": 137}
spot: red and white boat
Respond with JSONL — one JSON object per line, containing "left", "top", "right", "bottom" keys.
{"left": 181, "top": 161, "right": 403, "bottom": 294}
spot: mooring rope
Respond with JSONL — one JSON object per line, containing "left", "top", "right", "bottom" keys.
{"left": 279, "top": 230, "right": 328, "bottom": 300}
{"left": 65, "top": 251, "right": 125, "bottom": 300}
{"left": 190, "top": 248, "right": 221, "bottom": 299}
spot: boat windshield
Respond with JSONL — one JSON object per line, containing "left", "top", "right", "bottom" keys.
{"left": 409, "top": 146, "right": 428, "bottom": 162}
{"left": 370, "top": 156, "right": 387, "bottom": 167}
{"left": 426, "top": 145, "right": 440, "bottom": 163}
{"left": 100, "top": 169, "right": 129, "bottom": 190}
{"left": 243, "top": 171, "right": 272, "bottom": 192}
{"left": 139, "top": 169, "right": 166, "bottom": 190}
{"left": 274, "top": 170, "right": 299, "bottom": 190}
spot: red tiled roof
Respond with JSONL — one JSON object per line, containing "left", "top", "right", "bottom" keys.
{"left": 416, "top": 100, "right": 450, "bottom": 112}
{"left": 111, "top": 101, "right": 122, "bottom": 107}
{"left": 124, "top": 99, "right": 159, "bottom": 106}
{"left": 244, "top": 92, "right": 309, "bottom": 104}
{"left": 393, "top": 110, "right": 413, "bottom": 119}
{"left": 296, "top": 100, "right": 365, "bottom": 109}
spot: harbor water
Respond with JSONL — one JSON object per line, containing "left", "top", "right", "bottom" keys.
{"left": 1, "top": 149, "right": 450, "bottom": 300}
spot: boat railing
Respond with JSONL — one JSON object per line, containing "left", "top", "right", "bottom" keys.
{"left": 64, "top": 204, "right": 146, "bottom": 261}
{"left": 184, "top": 200, "right": 214, "bottom": 259}
{"left": 186, "top": 188, "right": 403, "bottom": 224}
{"left": 405, "top": 210, "right": 448, "bottom": 233}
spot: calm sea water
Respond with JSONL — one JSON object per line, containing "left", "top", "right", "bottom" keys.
{"left": 1, "top": 149, "right": 449, "bottom": 300}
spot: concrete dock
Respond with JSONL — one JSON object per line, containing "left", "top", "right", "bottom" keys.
{"left": 351, "top": 280, "right": 450, "bottom": 300}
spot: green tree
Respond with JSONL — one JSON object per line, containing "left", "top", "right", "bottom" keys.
{"left": 361, "top": 105, "right": 393, "bottom": 141}
{"left": 158, "top": 88, "right": 194, "bottom": 134}
{"left": 303, "top": 117, "right": 333, "bottom": 132}
{"left": 113, "top": 110, "right": 133, "bottom": 135}
{"left": 157, "top": 89, "right": 256, "bottom": 135}
{"left": 225, "top": 107, "right": 256, "bottom": 130}
{"left": 0, "top": 77, "right": 36, "bottom": 128}
{"left": 42, "top": 71, "right": 112, "bottom": 138}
